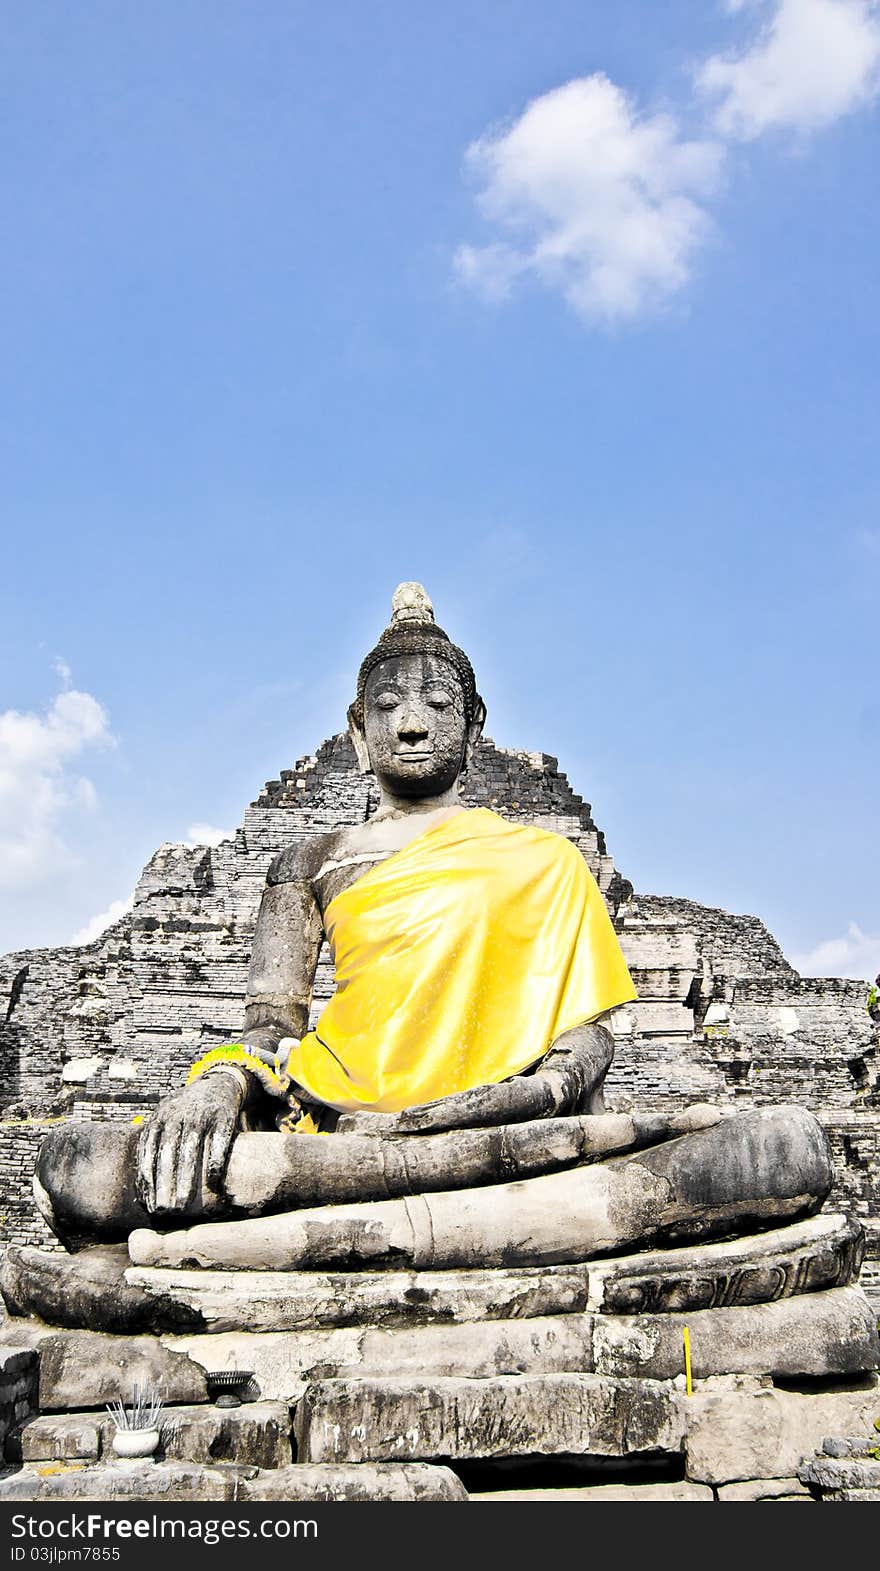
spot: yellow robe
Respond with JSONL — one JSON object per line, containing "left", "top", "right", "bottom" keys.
{"left": 284, "top": 807, "right": 637, "bottom": 1115}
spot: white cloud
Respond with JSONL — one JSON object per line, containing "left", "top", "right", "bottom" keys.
{"left": 72, "top": 893, "right": 134, "bottom": 946}
{"left": 186, "top": 822, "right": 233, "bottom": 848}
{"left": 698, "top": 0, "right": 880, "bottom": 139}
{"left": 455, "top": 4, "right": 880, "bottom": 327}
{"left": 454, "top": 74, "right": 723, "bottom": 325}
{"left": 0, "top": 681, "right": 114, "bottom": 891}
{"left": 791, "top": 921, "right": 880, "bottom": 980}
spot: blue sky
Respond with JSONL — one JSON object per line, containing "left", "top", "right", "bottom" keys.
{"left": 1, "top": 0, "right": 878, "bottom": 978}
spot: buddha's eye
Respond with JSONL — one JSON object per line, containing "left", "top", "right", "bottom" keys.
{"left": 375, "top": 692, "right": 401, "bottom": 711}
{"left": 425, "top": 690, "right": 452, "bottom": 708}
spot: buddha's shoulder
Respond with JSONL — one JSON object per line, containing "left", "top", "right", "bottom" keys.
{"left": 503, "top": 819, "right": 589, "bottom": 876}
{"left": 494, "top": 814, "right": 582, "bottom": 855}
{"left": 267, "top": 827, "right": 353, "bottom": 887}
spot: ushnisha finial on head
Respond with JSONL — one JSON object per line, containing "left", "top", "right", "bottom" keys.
{"left": 389, "top": 582, "right": 434, "bottom": 626}
{"left": 351, "top": 583, "right": 484, "bottom": 726}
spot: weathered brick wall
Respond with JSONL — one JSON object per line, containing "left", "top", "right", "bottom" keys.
{"left": 0, "top": 1123, "right": 61, "bottom": 1252}
{"left": 0, "top": 731, "right": 876, "bottom": 1257}
{"left": 0, "top": 1346, "right": 38, "bottom": 1451}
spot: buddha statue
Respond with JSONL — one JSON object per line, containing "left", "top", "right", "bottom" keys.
{"left": 17, "top": 584, "right": 834, "bottom": 1283}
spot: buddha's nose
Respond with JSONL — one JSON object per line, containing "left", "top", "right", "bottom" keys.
{"left": 397, "top": 708, "right": 429, "bottom": 743}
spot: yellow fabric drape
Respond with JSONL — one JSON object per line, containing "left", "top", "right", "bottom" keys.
{"left": 284, "top": 807, "right": 637, "bottom": 1115}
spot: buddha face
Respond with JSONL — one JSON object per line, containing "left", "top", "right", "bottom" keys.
{"left": 358, "top": 652, "right": 474, "bottom": 798}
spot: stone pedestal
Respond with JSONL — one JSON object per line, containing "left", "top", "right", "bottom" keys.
{"left": 2, "top": 1209, "right": 878, "bottom": 1503}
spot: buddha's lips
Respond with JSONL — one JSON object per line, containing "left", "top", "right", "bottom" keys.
{"left": 395, "top": 751, "right": 433, "bottom": 761}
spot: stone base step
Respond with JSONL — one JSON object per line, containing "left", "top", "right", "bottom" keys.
{"left": 6, "top": 1402, "right": 292, "bottom": 1470}
{"left": 0, "top": 1460, "right": 466, "bottom": 1502}
{"left": 159, "top": 1284, "right": 880, "bottom": 1401}
{"left": 2, "top": 1213, "right": 865, "bottom": 1335}
{"left": 471, "top": 1481, "right": 713, "bottom": 1502}
{"left": 296, "top": 1373, "right": 685, "bottom": 1463}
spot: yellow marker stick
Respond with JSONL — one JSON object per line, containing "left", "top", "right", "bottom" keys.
{"left": 683, "top": 1326, "right": 693, "bottom": 1395}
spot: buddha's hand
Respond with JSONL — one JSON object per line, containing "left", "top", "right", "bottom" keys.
{"left": 135, "top": 1074, "right": 243, "bottom": 1216}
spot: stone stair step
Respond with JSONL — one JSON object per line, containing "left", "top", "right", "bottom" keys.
{"left": 241, "top": 1463, "right": 467, "bottom": 1501}
{"left": 0, "top": 1461, "right": 254, "bottom": 1500}
{"left": 471, "top": 1481, "right": 713, "bottom": 1502}
{"left": 8, "top": 1401, "right": 291, "bottom": 1469}
{"left": 160, "top": 1284, "right": 879, "bottom": 1401}
{"left": 295, "top": 1373, "right": 685, "bottom": 1464}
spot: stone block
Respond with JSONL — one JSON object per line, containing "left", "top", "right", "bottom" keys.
{"left": 10, "top": 1413, "right": 100, "bottom": 1462}
{"left": 296, "top": 1373, "right": 685, "bottom": 1464}
{"left": 133, "top": 1401, "right": 290, "bottom": 1469}
{"left": 821, "top": 1434, "right": 877, "bottom": 1457}
{"left": 585, "top": 1213, "right": 864, "bottom": 1315}
{"left": 130, "top": 1258, "right": 592, "bottom": 1334}
{"left": 717, "top": 1477, "right": 810, "bottom": 1501}
{"left": 472, "top": 1481, "right": 714, "bottom": 1502}
{"left": 0, "top": 1326, "right": 208, "bottom": 1410}
{"left": 162, "top": 1285, "right": 878, "bottom": 1401}
{"left": 684, "top": 1377, "right": 880, "bottom": 1485}
{"left": 61, "top": 1057, "right": 103, "bottom": 1083}
{"left": 593, "top": 1286, "right": 879, "bottom": 1382}
{"left": 242, "top": 1463, "right": 467, "bottom": 1500}
{"left": 2, "top": 1244, "right": 203, "bottom": 1335}
{"left": 0, "top": 1462, "right": 253, "bottom": 1500}
{"left": 798, "top": 1457, "right": 880, "bottom": 1492}
{"left": 815, "top": 1488, "right": 880, "bottom": 1501}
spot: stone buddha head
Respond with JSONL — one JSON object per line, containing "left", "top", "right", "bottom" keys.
{"left": 348, "top": 583, "right": 486, "bottom": 800}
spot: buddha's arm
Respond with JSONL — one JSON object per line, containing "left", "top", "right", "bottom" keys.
{"left": 240, "top": 875, "right": 325, "bottom": 1052}
{"left": 338, "top": 1018, "right": 615, "bottom": 1137}
{"left": 137, "top": 862, "right": 324, "bottom": 1215}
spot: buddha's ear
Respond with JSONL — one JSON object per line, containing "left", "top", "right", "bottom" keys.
{"left": 464, "top": 696, "right": 486, "bottom": 771}
{"left": 347, "top": 704, "right": 372, "bottom": 775}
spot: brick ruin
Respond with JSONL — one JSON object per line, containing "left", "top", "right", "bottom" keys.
{"left": 1, "top": 733, "right": 877, "bottom": 1290}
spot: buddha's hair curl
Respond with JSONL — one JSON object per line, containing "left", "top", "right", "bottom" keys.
{"left": 351, "top": 585, "right": 483, "bottom": 726}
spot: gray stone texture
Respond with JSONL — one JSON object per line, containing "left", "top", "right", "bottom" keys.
{"left": 125, "top": 1106, "right": 835, "bottom": 1273}
{"left": 0, "top": 1461, "right": 253, "bottom": 1501}
{"left": 0, "top": 1346, "right": 39, "bottom": 1458}
{"left": 295, "top": 1372, "right": 685, "bottom": 1463}
{"left": 798, "top": 1456, "right": 880, "bottom": 1491}
{"left": 683, "top": 1376, "right": 880, "bottom": 1484}
{"left": 3, "top": 1213, "right": 863, "bottom": 1335}
{"left": 240, "top": 1463, "right": 468, "bottom": 1501}
{"left": 471, "top": 1482, "right": 715, "bottom": 1502}
{"left": 0, "top": 1325, "right": 208, "bottom": 1411}
{"left": 146, "top": 1285, "right": 877, "bottom": 1400}
{"left": 6, "top": 1401, "right": 291, "bottom": 1469}
{"left": 0, "top": 732, "right": 876, "bottom": 1277}
{"left": 716, "top": 1477, "right": 811, "bottom": 1501}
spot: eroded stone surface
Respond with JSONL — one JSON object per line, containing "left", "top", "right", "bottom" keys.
{"left": 0, "top": 1325, "right": 208, "bottom": 1411}
{"left": 129, "top": 1107, "right": 833, "bottom": 1274}
{"left": 296, "top": 1373, "right": 685, "bottom": 1464}
{"left": 821, "top": 1434, "right": 877, "bottom": 1457}
{"left": 717, "top": 1477, "right": 810, "bottom": 1501}
{"left": 8, "top": 1412, "right": 101, "bottom": 1463}
{"left": 1, "top": 1243, "right": 203, "bottom": 1334}
{"left": 471, "top": 1481, "right": 714, "bottom": 1502}
{"left": 684, "top": 1377, "right": 880, "bottom": 1484}
{"left": 798, "top": 1456, "right": 880, "bottom": 1491}
{"left": 241, "top": 1463, "right": 467, "bottom": 1501}
{"left": 593, "top": 1286, "right": 880, "bottom": 1382}
{"left": 157, "top": 1285, "right": 878, "bottom": 1400}
{"left": 7, "top": 1249, "right": 594, "bottom": 1335}
{"left": 0, "top": 1462, "right": 252, "bottom": 1501}
{"left": 8, "top": 1214, "right": 859, "bottom": 1337}
{"left": 586, "top": 1213, "right": 864, "bottom": 1315}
